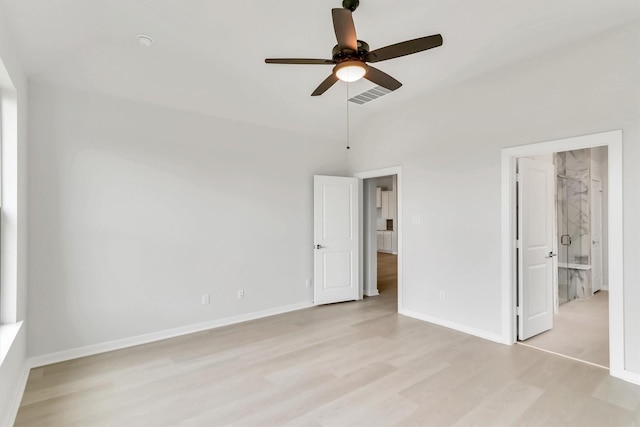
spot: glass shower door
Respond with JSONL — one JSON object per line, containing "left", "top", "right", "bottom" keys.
{"left": 557, "top": 177, "right": 570, "bottom": 305}
{"left": 557, "top": 174, "right": 586, "bottom": 305}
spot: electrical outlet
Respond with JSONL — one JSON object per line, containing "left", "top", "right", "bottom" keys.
{"left": 439, "top": 291, "right": 446, "bottom": 301}
{"left": 201, "top": 293, "right": 210, "bottom": 305}
{"left": 305, "top": 278, "right": 312, "bottom": 288}
{"left": 237, "top": 289, "right": 244, "bottom": 300}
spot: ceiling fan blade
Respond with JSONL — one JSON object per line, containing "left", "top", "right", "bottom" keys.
{"left": 364, "top": 66, "right": 402, "bottom": 91}
{"left": 365, "top": 34, "right": 443, "bottom": 63}
{"left": 311, "top": 74, "right": 339, "bottom": 96}
{"left": 265, "top": 58, "right": 335, "bottom": 65}
{"left": 332, "top": 8, "right": 358, "bottom": 52}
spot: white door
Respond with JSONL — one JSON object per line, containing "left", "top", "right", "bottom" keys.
{"left": 591, "top": 179, "right": 603, "bottom": 293}
{"left": 314, "top": 176, "right": 360, "bottom": 305}
{"left": 518, "top": 158, "right": 555, "bottom": 340}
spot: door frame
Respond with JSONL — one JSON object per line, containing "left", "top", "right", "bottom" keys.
{"left": 501, "top": 130, "right": 626, "bottom": 380}
{"left": 591, "top": 176, "right": 603, "bottom": 293}
{"left": 354, "top": 166, "right": 402, "bottom": 313}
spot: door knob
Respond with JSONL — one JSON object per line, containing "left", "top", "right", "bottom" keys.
{"left": 548, "top": 252, "right": 558, "bottom": 258}
{"left": 316, "top": 244, "right": 323, "bottom": 249}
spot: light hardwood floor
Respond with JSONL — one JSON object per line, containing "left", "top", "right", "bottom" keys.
{"left": 522, "top": 290, "right": 609, "bottom": 367}
{"left": 16, "top": 288, "right": 640, "bottom": 426}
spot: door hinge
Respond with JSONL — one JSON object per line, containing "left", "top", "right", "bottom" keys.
{"left": 516, "top": 173, "right": 520, "bottom": 182}
{"left": 516, "top": 306, "right": 523, "bottom": 316}
{"left": 516, "top": 239, "right": 521, "bottom": 249}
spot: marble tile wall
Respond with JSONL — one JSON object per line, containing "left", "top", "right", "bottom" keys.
{"left": 556, "top": 149, "right": 592, "bottom": 301}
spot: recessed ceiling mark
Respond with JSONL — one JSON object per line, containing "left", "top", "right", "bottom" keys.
{"left": 137, "top": 34, "right": 154, "bottom": 47}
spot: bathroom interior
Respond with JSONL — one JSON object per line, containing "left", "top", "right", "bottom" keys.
{"left": 555, "top": 146, "right": 608, "bottom": 308}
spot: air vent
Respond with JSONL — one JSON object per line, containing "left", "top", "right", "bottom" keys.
{"left": 348, "top": 86, "right": 393, "bottom": 105}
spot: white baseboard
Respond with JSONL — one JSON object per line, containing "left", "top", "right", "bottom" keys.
{"left": 618, "top": 369, "right": 640, "bottom": 386}
{"left": 28, "top": 301, "right": 313, "bottom": 368}
{"left": 397, "top": 308, "right": 640, "bottom": 387}
{"left": 399, "top": 308, "right": 503, "bottom": 344}
{"left": 2, "top": 362, "right": 29, "bottom": 427}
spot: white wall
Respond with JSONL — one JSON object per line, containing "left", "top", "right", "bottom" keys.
{"left": 27, "top": 80, "right": 347, "bottom": 358}
{"left": 0, "top": 3, "right": 29, "bottom": 424}
{"left": 348, "top": 23, "right": 640, "bottom": 373}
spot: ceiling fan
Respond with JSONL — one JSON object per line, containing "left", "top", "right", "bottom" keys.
{"left": 265, "top": 0, "right": 443, "bottom": 96}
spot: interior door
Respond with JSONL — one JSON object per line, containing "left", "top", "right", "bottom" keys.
{"left": 314, "top": 175, "right": 360, "bottom": 305}
{"left": 518, "top": 158, "right": 555, "bottom": 340}
{"left": 591, "top": 178, "right": 603, "bottom": 293}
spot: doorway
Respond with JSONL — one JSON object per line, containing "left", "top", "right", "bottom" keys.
{"left": 501, "top": 130, "right": 626, "bottom": 381}
{"left": 374, "top": 175, "right": 398, "bottom": 296}
{"left": 516, "top": 147, "right": 610, "bottom": 368}
{"left": 354, "top": 167, "right": 402, "bottom": 312}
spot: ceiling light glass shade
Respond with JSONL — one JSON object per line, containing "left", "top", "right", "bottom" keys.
{"left": 334, "top": 61, "right": 368, "bottom": 82}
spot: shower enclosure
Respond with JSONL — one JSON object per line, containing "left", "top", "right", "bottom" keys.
{"left": 556, "top": 149, "right": 591, "bottom": 305}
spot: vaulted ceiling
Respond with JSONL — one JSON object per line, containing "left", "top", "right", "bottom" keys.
{"left": 3, "top": 0, "right": 638, "bottom": 140}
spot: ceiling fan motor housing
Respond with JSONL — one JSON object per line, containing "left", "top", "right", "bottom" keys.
{"left": 332, "top": 40, "right": 369, "bottom": 62}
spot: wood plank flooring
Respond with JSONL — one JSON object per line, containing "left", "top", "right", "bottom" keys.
{"left": 377, "top": 252, "right": 397, "bottom": 294}
{"left": 15, "top": 288, "right": 640, "bottom": 426}
{"left": 522, "top": 290, "right": 609, "bottom": 367}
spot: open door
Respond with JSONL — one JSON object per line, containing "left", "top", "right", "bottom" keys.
{"left": 518, "top": 158, "right": 555, "bottom": 340}
{"left": 314, "top": 175, "right": 360, "bottom": 305}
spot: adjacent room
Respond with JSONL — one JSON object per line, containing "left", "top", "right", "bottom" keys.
{"left": 1, "top": 0, "right": 639, "bottom": 425}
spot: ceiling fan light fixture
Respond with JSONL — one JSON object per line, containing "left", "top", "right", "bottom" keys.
{"left": 334, "top": 61, "right": 367, "bottom": 82}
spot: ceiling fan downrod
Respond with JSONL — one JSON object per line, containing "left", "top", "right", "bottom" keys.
{"left": 342, "top": 0, "right": 359, "bottom": 12}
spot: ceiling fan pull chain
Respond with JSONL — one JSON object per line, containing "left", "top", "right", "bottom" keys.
{"left": 346, "top": 82, "right": 351, "bottom": 150}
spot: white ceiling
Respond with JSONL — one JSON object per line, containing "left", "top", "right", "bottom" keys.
{"left": 3, "top": 0, "right": 638, "bottom": 140}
